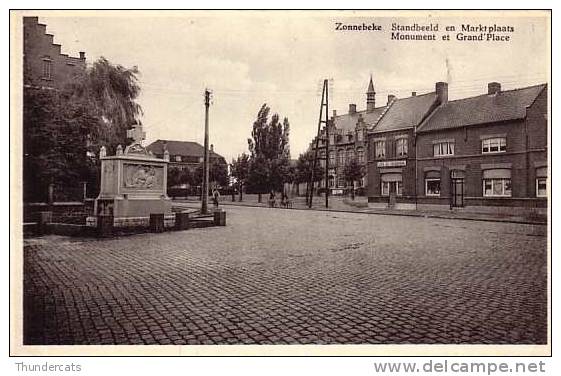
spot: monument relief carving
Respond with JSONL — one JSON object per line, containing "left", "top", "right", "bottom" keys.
{"left": 123, "top": 164, "right": 163, "bottom": 189}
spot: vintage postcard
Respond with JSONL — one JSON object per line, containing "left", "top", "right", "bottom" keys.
{"left": 10, "top": 9, "right": 551, "bottom": 357}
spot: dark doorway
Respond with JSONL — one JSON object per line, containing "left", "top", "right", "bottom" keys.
{"left": 450, "top": 170, "right": 465, "bottom": 208}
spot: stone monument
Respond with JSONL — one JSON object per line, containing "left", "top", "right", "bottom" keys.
{"left": 93, "top": 124, "right": 172, "bottom": 224}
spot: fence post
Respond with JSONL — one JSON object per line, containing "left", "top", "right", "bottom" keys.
{"left": 150, "top": 213, "right": 165, "bottom": 233}
{"left": 175, "top": 212, "right": 190, "bottom": 230}
{"left": 36, "top": 211, "right": 52, "bottom": 235}
{"left": 48, "top": 183, "right": 55, "bottom": 205}
{"left": 82, "top": 181, "right": 87, "bottom": 202}
{"left": 213, "top": 210, "right": 226, "bottom": 226}
{"left": 97, "top": 215, "right": 113, "bottom": 237}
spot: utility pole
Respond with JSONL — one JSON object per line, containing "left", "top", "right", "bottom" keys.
{"left": 201, "top": 89, "right": 212, "bottom": 214}
{"left": 309, "top": 79, "right": 330, "bottom": 208}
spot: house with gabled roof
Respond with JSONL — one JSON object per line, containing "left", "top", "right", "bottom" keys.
{"left": 366, "top": 82, "right": 447, "bottom": 209}
{"left": 414, "top": 82, "right": 547, "bottom": 214}
{"left": 146, "top": 139, "right": 227, "bottom": 171}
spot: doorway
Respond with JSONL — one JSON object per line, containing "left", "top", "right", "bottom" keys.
{"left": 450, "top": 170, "right": 465, "bottom": 208}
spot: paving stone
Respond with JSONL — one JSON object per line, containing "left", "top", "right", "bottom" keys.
{"left": 23, "top": 206, "right": 547, "bottom": 345}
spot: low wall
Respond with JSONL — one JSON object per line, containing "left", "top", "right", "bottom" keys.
{"left": 24, "top": 201, "right": 94, "bottom": 224}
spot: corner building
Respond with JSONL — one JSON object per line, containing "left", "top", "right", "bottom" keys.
{"left": 366, "top": 82, "right": 448, "bottom": 209}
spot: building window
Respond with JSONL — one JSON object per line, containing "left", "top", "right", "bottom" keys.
{"left": 357, "top": 147, "right": 364, "bottom": 164}
{"left": 433, "top": 141, "right": 454, "bottom": 156}
{"left": 375, "top": 140, "right": 385, "bottom": 159}
{"left": 347, "top": 134, "right": 353, "bottom": 142}
{"left": 357, "top": 130, "right": 364, "bottom": 142}
{"left": 329, "top": 151, "right": 336, "bottom": 166}
{"left": 425, "top": 171, "right": 441, "bottom": 196}
{"left": 482, "top": 137, "right": 506, "bottom": 153}
{"left": 346, "top": 149, "right": 354, "bottom": 163}
{"left": 536, "top": 178, "right": 547, "bottom": 197}
{"left": 381, "top": 174, "right": 402, "bottom": 196}
{"left": 338, "top": 149, "right": 345, "bottom": 165}
{"left": 482, "top": 169, "right": 511, "bottom": 197}
{"left": 536, "top": 167, "right": 547, "bottom": 197}
{"left": 175, "top": 155, "right": 182, "bottom": 162}
{"left": 42, "top": 58, "right": 53, "bottom": 79}
{"left": 320, "top": 151, "right": 326, "bottom": 168}
{"left": 338, "top": 176, "right": 346, "bottom": 187}
{"left": 396, "top": 138, "right": 408, "bottom": 157}
{"left": 381, "top": 181, "right": 403, "bottom": 196}
{"left": 425, "top": 179, "right": 441, "bottom": 196}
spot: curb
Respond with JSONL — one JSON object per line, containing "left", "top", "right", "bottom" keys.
{"left": 172, "top": 200, "right": 547, "bottom": 226}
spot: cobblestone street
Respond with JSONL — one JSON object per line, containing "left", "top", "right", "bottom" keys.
{"left": 23, "top": 206, "right": 547, "bottom": 345}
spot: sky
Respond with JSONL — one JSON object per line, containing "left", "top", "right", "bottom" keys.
{"left": 35, "top": 11, "right": 549, "bottom": 162}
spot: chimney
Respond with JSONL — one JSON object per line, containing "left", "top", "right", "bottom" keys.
{"left": 210, "top": 144, "right": 214, "bottom": 153}
{"left": 349, "top": 104, "right": 357, "bottom": 114}
{"left": 79, "top": 51, "right": 86, "bottom": 60}
{"left": 488, "top": 82, "right": 501, "bottom": 95}
{"left": 387, "top": 94, "right": 396, "bottom": 105}
{"left": 411, "top": 91, "right": 417, "bottom": 96}
{"left": 436, "top": 82, "right": 448, "bottom": 104}
{"left": 333, "top": 110, "right": 337, "bottom": 117}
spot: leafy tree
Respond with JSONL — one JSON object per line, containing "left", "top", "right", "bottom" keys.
{"left": 194, "top": 160, "right": 228, "bottom": 192}
{"left": 23, "top": 57, "right": 143, "bottom": 202}
{"left": 246, "top": 104, "right": 291, "bottom": 202}
{"left": 295, "top": 149, "right": 325, "bottom": 200}
{"left": 23, "top": 88, "right": 97, "bottom": 202}
{"left": 231, "top": 153, "right": 250, "bottom": 201}
{"left": 343, "top": 158, "right": 365, "bottom": 200}
{"left": 167, "top": 167, "right": 192, "bottom": 189}
{"left": 66, "top": 57, "right": 142, "bottom": 155}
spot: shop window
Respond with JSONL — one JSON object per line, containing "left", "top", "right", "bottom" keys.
{"left": 397, "top": 138, "right": 408, "bottom": 157}
{"left": 482, "top": 137, "right": 506, "bottom": 153}
{"left": 381, "top": 174, "right": 402, "bottom": 196}
{"left": 375, "top": 140, "right": 385, "bottom": 159}
{"left": 482, "top": 169, "right": 511, "bottom": 197}
{"left": 425, "top": 171, "right": 441, "bottom": 196}
{"left": 433, "top": 141, "right": 454, "bottom": 156}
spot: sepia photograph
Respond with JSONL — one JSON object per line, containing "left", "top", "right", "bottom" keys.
{"left": 10, "top": 9, "right": 551, "bottom": 357}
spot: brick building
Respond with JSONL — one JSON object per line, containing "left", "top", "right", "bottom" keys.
{"left": 414, "top": 83, "right": 547, "bottom": 214}
{"left": 366, "top": 83, "right": 447, "bottom": 209}
{"left": 23, "top": 16, "right": 86, "bottom": 90}
{"left": 365, "top": 81, "right": 548, "bottom": 214}
{"left": 311, "top": 76, "right": 387, "bottom": 195}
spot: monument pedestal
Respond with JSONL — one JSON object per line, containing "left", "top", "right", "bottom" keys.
{"left": 93, "top": 141, "right": 172, "bottom": 228}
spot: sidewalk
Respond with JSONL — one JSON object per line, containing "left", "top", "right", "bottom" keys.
{"left": 173, "top": 195, "right": 547, "bottom": 226}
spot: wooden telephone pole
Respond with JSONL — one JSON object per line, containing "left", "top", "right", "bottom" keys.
{"left": 201, "top": 89, "right": 212, "bottom": 214}
{"left": 308, "top": 79, "right": 330, "bottom": 208}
